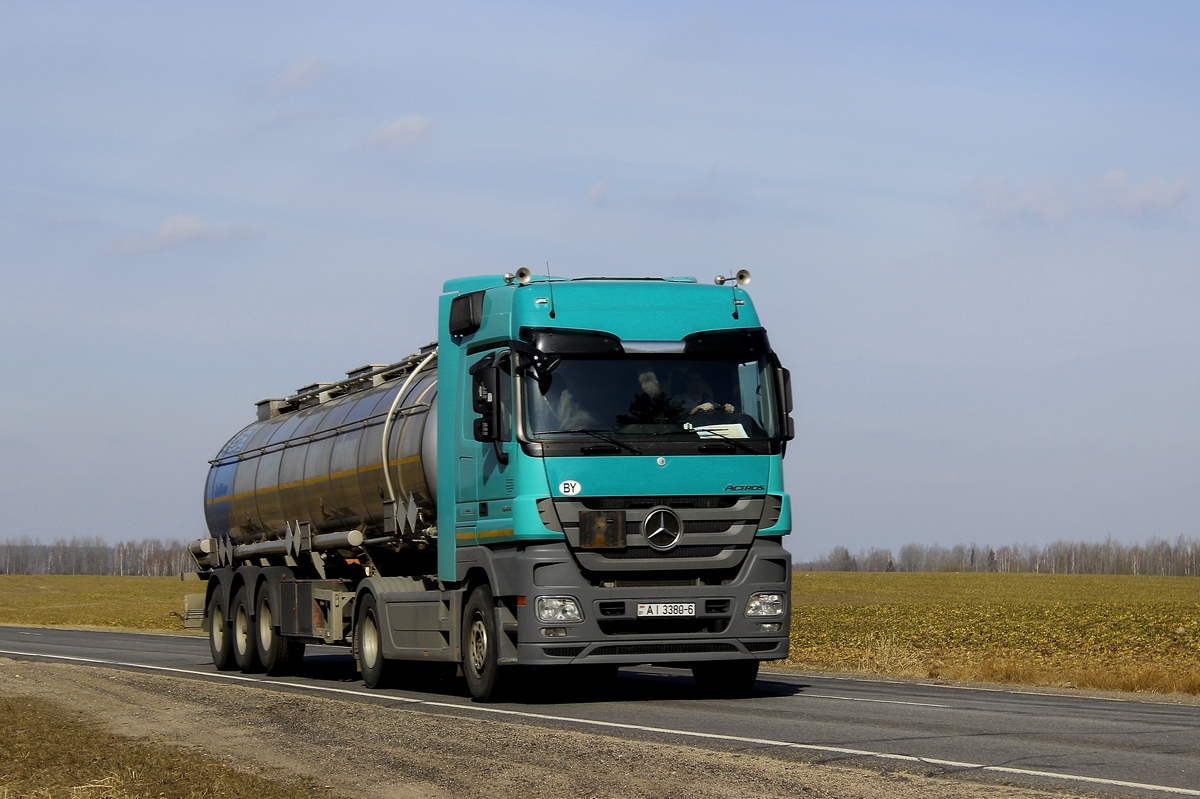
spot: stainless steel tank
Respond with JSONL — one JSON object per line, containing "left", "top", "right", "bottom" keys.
{"left": 204, "top": 348, "right": 438, "bottom": 544}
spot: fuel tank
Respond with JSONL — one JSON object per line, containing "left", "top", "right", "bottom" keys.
{"left": 204, "top": 350, "right": 438, "bottom": 544}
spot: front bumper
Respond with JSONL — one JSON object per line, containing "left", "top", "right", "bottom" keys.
{"left": 505, "top": 538, "right": 791, "bottom": 666}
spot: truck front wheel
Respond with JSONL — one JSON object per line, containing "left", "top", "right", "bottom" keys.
{"left": 231, "top": 585, "right": 262, "bottom": 673}
{"left": 207, "top": 592, "right": 234, "bottom": 671}
{"left": 356, "top": 593, "right": 393, "bottom": 689}
{"left": 462, "top": 585, "right": 500, "bottom": 702}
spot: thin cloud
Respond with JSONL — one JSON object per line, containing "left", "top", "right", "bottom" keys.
{"left": 107, "top": 216, "right": 263, "bottom": 256}
{"left": 366, "top": 115, "right": 434, "bottom": 147}
{"left": 109, "top": 215, "right": 211, "bottom": 255}
{"left": 270, "top": 55, "right": 325, "bottom": 95}
{"left": 643, "top": 189, "right": 733, "bottom": 219}
{"left": 1093, "top": 170, "right": 1190, "bottom": 216}
{"left": 974, "top": 179, "right": 1072, "bottom": 222}
{"left": 41, "top": 213, "right": 80, "bottom": 229}
{"left": 927, "top": 472, "right": 974, "bottom": 489}
{"left": 588, "top": 179, "right": 610, "bottom": 203}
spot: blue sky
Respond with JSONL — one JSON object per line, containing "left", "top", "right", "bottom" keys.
{"left": 2, "top": 2, "right": 1197, "bottom": 559}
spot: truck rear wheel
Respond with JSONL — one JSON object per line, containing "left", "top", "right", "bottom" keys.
{"left": 231, "top": 585, "right": 262, "bottom": 673}
{"left": 356, "top": 593, "right": 393, "bottom": 689}
{"left": 207, "top": 592, "right": 234, "bottom": 671}
{"left": 462, "top": 585, "right": 500, "bottom": 702}
{"left": 256, "top": 589, "right": 303, "bottom": 675}
{"left": 692, "top": 659, "right": 759, "bottom": 698}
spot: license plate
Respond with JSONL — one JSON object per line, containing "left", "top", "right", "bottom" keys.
{"left": 637, "top": 602, "right": 696, "bottom": 617}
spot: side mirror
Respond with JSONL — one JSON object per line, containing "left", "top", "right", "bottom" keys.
{"left": 777, "top": 366, "right": 795, "bottom": 443}
{"left": 469, "top": 359, "right": 510, "bottom": 465}
{"left": 471, "top": 365, "right": 501, "bottom": 442}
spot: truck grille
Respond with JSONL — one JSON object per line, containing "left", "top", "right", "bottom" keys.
{"left": 544, "top": 646, "right": 587, "bottom": 658}
{"left": 579, "top": 496, "right": 740, "bottom": 510}
{"left": 550, "top": 495, "right": 764, "bottom": 576}
{"left": 590, "top": 643, "right": 739, "bottom": 656}
{"left": 598, "top": 618, "right": 730, "bottom": 635}
{"left": 746, "top": 641, "right": 782, "bottom": 653}
{"left": 597, "top": 545, "right": 727, "bottom": 560}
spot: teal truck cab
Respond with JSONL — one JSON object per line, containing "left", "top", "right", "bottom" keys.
{"left": 191, "top": 271, "right": 794, "bottom": 701}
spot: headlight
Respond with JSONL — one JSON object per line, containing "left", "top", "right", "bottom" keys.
{"left": 536, "top": 596, "right": 583, "bottom": 622}
{"left": 744, "top": 592, "right": 785, "bottom": 618}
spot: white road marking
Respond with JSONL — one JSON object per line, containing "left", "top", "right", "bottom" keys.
{"left": 2, "top": 647, "right": 1198, "bottom": 797}
{"left": 802, "top": 693, "right": 951, "bottom": 708}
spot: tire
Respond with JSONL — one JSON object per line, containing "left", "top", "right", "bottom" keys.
{"left": 691, "top": 660, "right": 759, "bottom": 698}
{"left": 207, "top": 592, "right": 235, "bottom": 671}
{"left": 256, "top": 588, "right": 303, "bottom": 675}
{"left": 462, "top": 584, "right": 501, "bottom": 702}
{"left": 356, "top": 592, "right": 394, "bottom": 689}
{"left": 231, "top": 585, "right": 262, "bottom": 673}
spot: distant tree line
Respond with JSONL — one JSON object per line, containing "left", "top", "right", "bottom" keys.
{"left": 0, "top": 537, "right": 196, "bottom": 577}
{"left": 803, "top": 536, "right": 1200, "bottom": 577}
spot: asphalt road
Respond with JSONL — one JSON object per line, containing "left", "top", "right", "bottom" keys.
{"left": 2, "top": 625, "right": 1199, "bottom": 797}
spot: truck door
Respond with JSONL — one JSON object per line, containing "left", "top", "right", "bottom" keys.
{"left": 457, "top": 350, "right": 515, "bottom": 545}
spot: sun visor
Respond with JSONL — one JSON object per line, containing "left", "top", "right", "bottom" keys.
{"left": 520, "top": 327, "right": 624, "bottom": 354}
{"left": 683, "top": 328, "right": 769, "bottom": 360}
{"left": 520, "top": 326, "right": 769, "bottom": 359}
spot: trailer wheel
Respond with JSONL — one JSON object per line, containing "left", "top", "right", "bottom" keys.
{"left": 256, "top": 589, "right": 303, "bottom": 675}
{"left": 691, "top": 659, "right": 759, "bottom": 698}
{"left": 207, "top": 592, "right": 235, "bottom": 671}
{"left": 356, "top": 593, "right": 393, "bottom": 689}
{"left": 231, "top": 585, "right": 262, "bottom": 673}
{"left": 462, "top": 584, "right": 500, "bottom": 702}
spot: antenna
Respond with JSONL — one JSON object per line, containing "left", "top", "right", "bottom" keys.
{"left": 545, "top": 261, "right": 556, "bottom": 318}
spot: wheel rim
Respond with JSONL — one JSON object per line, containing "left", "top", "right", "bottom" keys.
{"left": 362, "top": 612, "right": 380, "bottom": 668}
{"left": 468, "top": 615, "right": 488, "bottom": 675}
{"left": 235, "top": 603, "right": 250, "bottom": 656}
{"left": 211, "top": 604, "right": 226, "bottom": 651}
{"left": 258, "top": 602, "right": 273, "bottom": 652}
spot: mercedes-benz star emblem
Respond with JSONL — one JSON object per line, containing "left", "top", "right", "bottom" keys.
{"left": 643, "top": 507, "right": 683, "bottom": 551}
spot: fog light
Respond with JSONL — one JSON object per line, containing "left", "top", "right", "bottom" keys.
{"left": 745, "top": 592, "right": 785, "bottom": 617}
{"left": 541, "top": 627, "right": 568, "bottom": 637}
{"left": 536, "top": 596, "right": 583, "bottom": 622}
{"left": 759, "top": 622, "right": 783, "bottom": 632}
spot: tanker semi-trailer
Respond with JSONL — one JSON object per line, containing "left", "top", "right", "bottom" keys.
{"left": 187, "top": 271, "right": 795, "bottom": 701}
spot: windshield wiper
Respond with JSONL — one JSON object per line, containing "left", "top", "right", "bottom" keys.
{"left": 565, "top": 428, "right": 643, "bottom": 455}
{"left": 690, "top": 426, "right": 756, "bottom": 455}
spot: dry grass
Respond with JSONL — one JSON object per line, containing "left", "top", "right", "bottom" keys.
{"left": 786, "top": 571, "right": 1200, "bottom": 695}
{"left": 0, "top": 576, "right": 199, "bottom": 632}
{"left": 0, "top": 696, "right": 335, "bottom": 799}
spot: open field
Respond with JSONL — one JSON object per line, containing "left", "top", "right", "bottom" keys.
{"left": 0, "top": 575, "right": 198, "bottom": 631}
{"left": 2, "top": 573, "right": 1199, "bottom": 696}
{"left": 787, "top": 572, "right": 1200, "bottom": 695}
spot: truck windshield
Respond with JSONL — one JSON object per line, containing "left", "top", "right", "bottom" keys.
{"left": 521, "top": 354, "right": 779, "bottom": 442}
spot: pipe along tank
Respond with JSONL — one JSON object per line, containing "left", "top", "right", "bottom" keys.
{"left": 200, "top": 345, "right": 439, "bottom": 565}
